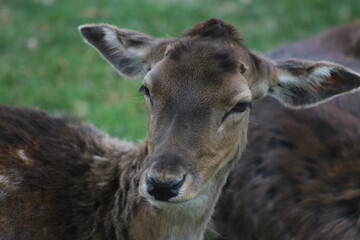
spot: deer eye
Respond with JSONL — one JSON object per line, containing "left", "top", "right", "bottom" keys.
{"left": 231, "top": 101, "right": 251, "bottom": 113}
{"left": 139, "top": 85, "right": 153, "bottom": 105}
{"left": 139, "top": 85, "right": 151, "bottom": 98}
{"left": 222, "top": 101, "right": 251, "bottom": 122}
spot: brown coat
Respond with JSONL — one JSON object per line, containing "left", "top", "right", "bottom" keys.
{"left": 213, "top": 22, "right": 360, "bottom": 240}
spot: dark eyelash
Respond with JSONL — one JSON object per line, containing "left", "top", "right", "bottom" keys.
{"left": 139, "top": 85, "right": 151, "bottom": 97}
{"left": 139, "top": 85, "right": 153, "bottom": 105}
{"left": 222, "top": 101, "right": 251, "bottom": 122}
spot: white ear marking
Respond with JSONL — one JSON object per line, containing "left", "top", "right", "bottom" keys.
{"left": 127, "top": 47, "right": 148, "bottom": 58}
{"left": 278, "top": 65, "right": 335, "bottom": 88}
{"left": 103, "top": 27, "right": 121, "bottom": 47}
{"left": 102, "top": 27, "right": 147, "bottom": 59}
{"left": 278, "top": 74, "right": 298, "bottom": 85}
{"left": 312, "top": 66, "right": 333, "bottom": 78}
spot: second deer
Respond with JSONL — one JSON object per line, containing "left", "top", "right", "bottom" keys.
{"left": 214, "top": 22, "right": 360, "bottom": 240}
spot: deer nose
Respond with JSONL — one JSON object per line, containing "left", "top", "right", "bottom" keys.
{"left": 146, "top": 174, "right": 185, "bottom": 201}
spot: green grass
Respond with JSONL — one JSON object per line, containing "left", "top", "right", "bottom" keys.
{"left": 1, "top": 0, "right": 359, "bottom": 141}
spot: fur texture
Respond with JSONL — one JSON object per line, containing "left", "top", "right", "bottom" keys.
{"left": 1, "top": 20, "right": 359, "bottom": 240}
{"left": 213, "top": 22, "right": 360, "bottom": 240}
{"left": 0, "top": 105, "right": 142, "bottom": 239}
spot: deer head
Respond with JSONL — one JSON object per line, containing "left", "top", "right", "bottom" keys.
{"left": 79, "top": 19, "right": 360, "bottom": 207}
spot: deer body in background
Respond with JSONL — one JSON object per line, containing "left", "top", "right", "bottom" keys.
{"left": 0, "top": 19, "right": 359, "bottom": 240}
{"left": 214, "top": 22, "right": 360, "bottom": 240}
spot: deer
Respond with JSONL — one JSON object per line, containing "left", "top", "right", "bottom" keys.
{"left": 213, "top": 21, "right": 360, "bottom": 240}
{"left": 0, "top": 19, "right": 359, "bottom": 240}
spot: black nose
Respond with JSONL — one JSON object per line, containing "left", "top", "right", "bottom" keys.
{"left": 146, "top": 174, "right": 185, "bottom": 201}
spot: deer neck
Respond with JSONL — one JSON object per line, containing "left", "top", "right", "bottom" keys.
{"left": 127, "top": 154, "right": 238, "bottom": 240}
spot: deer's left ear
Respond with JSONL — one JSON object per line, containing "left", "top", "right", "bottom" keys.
{"left": 266, "top": 59, "right": 360, "bottom": 108}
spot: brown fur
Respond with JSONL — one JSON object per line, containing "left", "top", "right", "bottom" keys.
{"left": 0, "top": 105, "right": 142, "bottom": 239}
{"left": 1, "top": 19, "right": 359, "bottom": 240}
{"left": 213, "top": 22, "right": 360, "bottom": 240}
{"left": 0, "top": 104, "right": 232, "bottom": 239}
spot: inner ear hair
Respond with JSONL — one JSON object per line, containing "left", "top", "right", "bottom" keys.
{"left": 79, "top": 24, "right": 156, "bottom": 79}
{"left": 270, "top": 59, "right": 360, "bottom": 108}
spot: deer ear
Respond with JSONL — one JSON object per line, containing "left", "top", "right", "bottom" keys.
{"left": 79, "top": 24, "right": 156, "bottom": 79}
{"left": 268, "top": 59, "right": 360, "bottom": 108}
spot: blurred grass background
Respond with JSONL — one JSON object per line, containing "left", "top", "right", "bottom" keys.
{"left": 1, "top": 0, "right": 359, "bottom": 143}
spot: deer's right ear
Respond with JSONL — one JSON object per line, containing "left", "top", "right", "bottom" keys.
{"left": 79, "top": 24, "right": 156, "bottom": 79}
